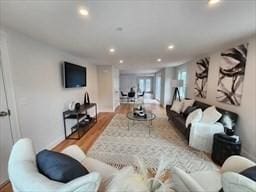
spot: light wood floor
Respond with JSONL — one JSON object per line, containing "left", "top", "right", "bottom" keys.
{"left": 0, "top": 103, "right": 164, "bottom": 192}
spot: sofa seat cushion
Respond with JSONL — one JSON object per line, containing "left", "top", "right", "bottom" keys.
{"left": 191, "top": 171, "right": 222, "bottom": 192}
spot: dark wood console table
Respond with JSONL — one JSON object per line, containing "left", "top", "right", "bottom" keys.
{"left": 63, "top": 103, "right": 97, "bottom": 140}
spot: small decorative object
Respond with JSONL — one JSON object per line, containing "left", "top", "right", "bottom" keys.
{"left": 84, "top": 91, "right": 90, "bottom": 105}
{"left": 217, "top": 43, "right": 248, "bottom": 106}
{"left": 225, "top": 128, "right": 235, "bottom": 136}
{"left": 194, "top": 57, "right": 210, "bottom": 98}
{"left": 107, "top": 156, "right": 173, "bottom": 192}
{"left": 74, "top": 103, "right": 81, "bottom": 111}
{"left": 221, "top": 114, "right": 235, "bottom": 136}
{"left": 86, "top": 92, "right": 90, "bottom": 104}
{"left": 69, "top": 101, "right": 79, "bottom": 111}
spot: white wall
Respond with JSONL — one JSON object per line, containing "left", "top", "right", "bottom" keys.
{"left": 119, "top": 74, "right": 137, "bottom": 93}
{"left": 158, "top": 67, "right": 176, "bottom": 106}
{"left": 97, "top": 65, "right": 114, "bottom": 112}
{"left": 186, "top": 36, "right": 256, "bottom": 161}
{"left": 112, "top": 67, "right": 120, "bottom": 110}
{"left": 4, "top": 28, "right": 98, "bottom": 151}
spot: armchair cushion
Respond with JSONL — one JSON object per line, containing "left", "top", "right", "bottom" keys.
{"left": 190, "top": 171, "right": 222, "bottom": 192}
{"left": 37, "top": 150, "right": 89, "bottom": 183}
{"left": 222, "top": 172, "right": 256, "bottom": 192}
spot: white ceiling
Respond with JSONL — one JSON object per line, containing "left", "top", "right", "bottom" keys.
{"left": 0, "top": 0, "right": 256, "bottom": 73}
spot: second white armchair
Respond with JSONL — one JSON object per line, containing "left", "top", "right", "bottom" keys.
{"left": 172, "top": 155, "right": 256, "bottom": 192}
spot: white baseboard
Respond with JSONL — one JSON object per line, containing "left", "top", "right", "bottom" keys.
{"left": 46, "top": 135, "right": 65, "bottom": 150}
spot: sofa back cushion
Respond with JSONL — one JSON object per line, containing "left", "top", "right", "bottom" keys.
{"left": 183, "top": 106, "right": 199, "bottom": 118}
{"left": 201, "top": 106, "right": 222, "bottom": 124}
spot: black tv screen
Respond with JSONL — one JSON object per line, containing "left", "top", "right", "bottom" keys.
{"left": 63, "top": 62, "right": 86, "bottom": 88}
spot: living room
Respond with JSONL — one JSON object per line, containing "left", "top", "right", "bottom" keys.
{"left": 0, "top": 1, "right": 256, "bottom": 192}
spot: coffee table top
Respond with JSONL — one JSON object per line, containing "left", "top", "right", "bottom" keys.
{"left": 127, "top": 112, "right": 156, "bottom": 121}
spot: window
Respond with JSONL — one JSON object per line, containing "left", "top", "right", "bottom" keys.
{"left": 178, "top": 70, "right": 187, "bottom": 99}
{"left": 138, "top": 78, "right": 152, "bottom": 93}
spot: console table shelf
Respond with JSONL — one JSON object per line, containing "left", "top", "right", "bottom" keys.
{"left": 63, "top": 103, "right": 97, "bottom": 140}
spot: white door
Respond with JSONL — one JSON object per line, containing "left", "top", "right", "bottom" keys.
{"left": 0, "top": 52, "right": 13, "bottom": 185}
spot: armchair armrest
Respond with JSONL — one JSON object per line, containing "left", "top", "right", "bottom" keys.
{"left": 222, "top": 172, "right": 256, "bottom": 192}
{"left": 61, "top": 145, "right": 87, "bottom": 163}
{"left": 221, "top": 155, "right": 256, "bottom": 173}
{"left": 172, "top": 167, "right": 205, "bottom": 192}
{"left": 58, "top": 172, "right": 101, "bottom": 192}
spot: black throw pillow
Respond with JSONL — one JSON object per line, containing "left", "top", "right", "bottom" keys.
{"left": 239, "top": 166, "right": 256, "bottom": 181}
{"left": 183, "top": 106, "right": 198, "bottom": 118}
{"left": 36, "top": 149, "right": 89, "bottom": 183}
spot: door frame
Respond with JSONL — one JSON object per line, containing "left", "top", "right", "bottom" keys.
{"left": 0, "top": 30, "right": 21, "bottom": 142}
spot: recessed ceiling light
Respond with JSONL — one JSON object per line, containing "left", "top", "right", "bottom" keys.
{"left": 79, "top": 8, "right": 89, "bottom": 16}
{"left": 116, "top": 27, "right": 123, "bottom": 31}
{"left": 109, "top": 48, "right": 115, "bottom": 53}
{"left": 119, "top": 60, "right": 124, "bottom": 64}
{"left": 208, "top": 0, "right": 221, "bottom": 5}
{"left": 168, "top": 44, "right": 175, "bottom": 50}
{"left": 157, "top": 58, "right": 162, "bottom": 62}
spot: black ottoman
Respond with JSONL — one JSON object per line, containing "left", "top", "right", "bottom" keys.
{"left": 212, "top": 133, "right": 241, "bottom": 166}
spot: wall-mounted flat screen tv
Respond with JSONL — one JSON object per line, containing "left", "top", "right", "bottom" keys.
{"left": 63, "top": 62, "right": 86, "bottom": 88}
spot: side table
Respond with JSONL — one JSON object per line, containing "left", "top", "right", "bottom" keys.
{"left": 212, "top": 133, "right": 241, "bottom": 166}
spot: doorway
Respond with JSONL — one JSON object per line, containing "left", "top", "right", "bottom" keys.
{"left": 0, "top": 51, "right": 14, "bottom": 186}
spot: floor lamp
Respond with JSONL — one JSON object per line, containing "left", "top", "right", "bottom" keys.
{"left": 171, "top": 80, "right": 183, "bottom": 105}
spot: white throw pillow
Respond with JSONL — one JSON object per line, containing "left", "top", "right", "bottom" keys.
{"left": 185, "top": 109, "right": 203, "bottom": 128}
{"left": 201, "top": 106, "right": 222, "bottom": 124}
{"left": 181, "top": 99, "right": 195, "bottom": 113}
{"left": 171, "top": 100, "right": 184, "bottom": 113}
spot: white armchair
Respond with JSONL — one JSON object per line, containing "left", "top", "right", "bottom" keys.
{"left": 8, "top": 138, "right": 118, "bottom": 192}
{"left": 189, "top": 122, "right": 224, "bottom": 153}
{"left": 172, "top": 155, "right": 256, "bottom": 192}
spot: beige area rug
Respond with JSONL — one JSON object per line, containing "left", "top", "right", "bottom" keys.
{"left": 87, "top": 113, "right": 218, "bottom": 173}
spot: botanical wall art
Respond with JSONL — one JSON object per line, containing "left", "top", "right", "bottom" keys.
{"left": 217, "top": 43, "right": 248, "bottom": 106}
{"left": 194, "top": 57, "right": 210, "bottom": 98}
